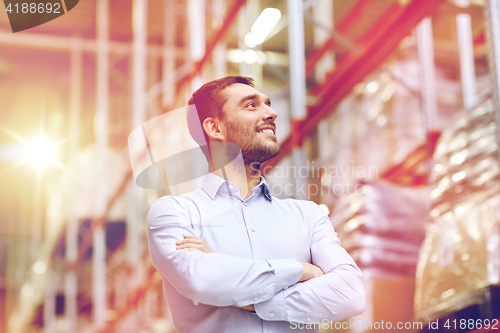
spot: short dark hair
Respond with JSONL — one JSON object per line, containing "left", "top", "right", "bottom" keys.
{"left": 187, "top": 76, "right": 254, "bottom": 147}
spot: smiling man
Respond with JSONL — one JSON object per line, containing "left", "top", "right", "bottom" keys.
{"left": 147, "top": 76, "right": 365, "bottom": 333}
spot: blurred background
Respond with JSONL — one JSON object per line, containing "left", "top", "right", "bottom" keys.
{"left": 1, "top": 0, "right": 499, "bottom": 332}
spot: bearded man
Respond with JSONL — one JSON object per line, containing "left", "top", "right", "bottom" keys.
{"left": 147, "top": 76, "right": 365, "bottom": 333}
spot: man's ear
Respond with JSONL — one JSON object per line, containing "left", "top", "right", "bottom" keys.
{"left": 203, "top": 117, "right": 225, "bottom": 141}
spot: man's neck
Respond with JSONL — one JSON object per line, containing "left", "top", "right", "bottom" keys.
{"left": 211, "top": 158, "right": 262, "bottom": 200}
{"left": 243, "top": 163, "right": 262, "bottom": 198}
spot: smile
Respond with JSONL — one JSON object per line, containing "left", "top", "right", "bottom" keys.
{"left": 257, "top": 129, "right": 275, "bottom": 135}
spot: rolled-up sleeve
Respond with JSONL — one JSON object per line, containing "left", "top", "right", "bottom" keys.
{"left": 147, "top": 196, "right": 304, "bottom": 307}
{"left": 254, "top": 203, "right": 366, "bottom": 323}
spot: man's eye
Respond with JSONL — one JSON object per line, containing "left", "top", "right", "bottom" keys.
{"left": 246, "top": 103, "right": 256, "bottom": 108}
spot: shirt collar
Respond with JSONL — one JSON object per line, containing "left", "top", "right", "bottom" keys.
{"left": 259, "top": 178, "right": 273, "bottom": 201}
{"left": 202, "top": 173, "right": 226, "bottom": 200}
{"left": 202, "top": 173, "right": 272, "bottom": 202}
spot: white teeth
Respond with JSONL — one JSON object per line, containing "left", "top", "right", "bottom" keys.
{"left": 258, "top": 129, "right": 274, "bottom": 134}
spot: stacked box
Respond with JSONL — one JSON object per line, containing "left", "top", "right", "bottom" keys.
{"left": 326, "top": 180, "right": 428, "bottom": 333}
{"left": 331, "top": 179, "right": 429, "bottom": 277}
{"left": 414, "top": 101, "right": 500, "bottom": 322}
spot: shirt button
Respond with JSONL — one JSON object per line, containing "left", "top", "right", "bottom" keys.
{"left": 253, "top": 297, "right": 258, "bottom": 302}
{"left": 244, "top": 201, "right": 248, "bottom": 206}
{"left": 229, "top": 185, "right": 233, "bottom": 189}
{"left": 283, "top": 286, "right": 288, "bottom": 289}
{"left": 268, "top": 331, "right": 272, "bottom": 333}
{"left": 251, "top": 227, "right": 256, "bottom": 232}
{"left": 269, "top": 312, "right": 274, "bottom": 318}
{"left": 306, "top": 317, "right": 311, "bottom": 321}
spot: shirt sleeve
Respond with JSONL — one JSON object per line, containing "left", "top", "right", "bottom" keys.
{"left": 253, "top": 202, "right": 366, "bottom": 323}
{"left": 147, "top": 196, "right": 304, "bottom": 307}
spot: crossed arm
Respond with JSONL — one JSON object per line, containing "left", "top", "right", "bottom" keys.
{"left": 148, "top": 197, "right": 366, "bottom": 323}
{"left": 176, "top": 234, "right": 325, "bottom": 311}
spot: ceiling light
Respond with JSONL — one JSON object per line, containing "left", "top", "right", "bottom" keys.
{"left": 243, "top": 50, "right": 258, "bottom": 64}
{"left": 33, "top": 261, "right": 46, "bottom": 275}
{"left": 244, "top": 33, "right": 257, "bottom": 48}
{"left": 247, "top": 8, "right": 281, "bottom": 46}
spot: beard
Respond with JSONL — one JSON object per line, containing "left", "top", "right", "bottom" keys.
{"left": 225, "top": 120, "right": 280, "bottom": 166}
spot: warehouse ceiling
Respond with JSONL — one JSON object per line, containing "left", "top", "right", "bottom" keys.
{"left": 0, "top": 0, "right": 485, "bottom": 49}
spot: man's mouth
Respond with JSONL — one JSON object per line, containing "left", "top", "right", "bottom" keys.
{"left": 257, "top": 124, "right": 276, "bottom": 135}
{"left": 257, "top": 128, "right": 275, "bottom": 135}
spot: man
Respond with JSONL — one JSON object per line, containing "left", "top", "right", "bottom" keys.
{"left": 147, "top": 76, "right": 365, "bottom": 333}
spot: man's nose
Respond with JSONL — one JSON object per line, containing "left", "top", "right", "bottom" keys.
{"left": 263, "top": 105, "right": 278, "bottom": 121}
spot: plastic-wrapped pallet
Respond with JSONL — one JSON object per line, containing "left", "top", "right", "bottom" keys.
{"left": 331, "top": 179, "right": 429, "bottom": 277}
{"left": 414, "top": 100, "right": 500, "bottom": 322}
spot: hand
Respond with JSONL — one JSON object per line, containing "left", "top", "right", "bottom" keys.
{"left": 176, "top": 235, "right": 213, "bottom": 253}
{"left": 235, "top": 304, "right": 255, "bottom": 311}
{"left": 234, "top": 263, "right": 324, "bottom": 312}
{"left": 298, "top": 261, "right": 324, "bottom": 282}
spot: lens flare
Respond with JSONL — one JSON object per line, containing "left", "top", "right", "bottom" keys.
{"left": 25, "top": 137, "right": 58, "bottom": 169}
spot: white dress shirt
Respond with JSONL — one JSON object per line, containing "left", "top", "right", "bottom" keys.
{"left": 147, "top": 173, "right": 365, "bottom": 333}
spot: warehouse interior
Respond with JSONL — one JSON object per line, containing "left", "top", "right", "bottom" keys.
{"left": 0, "top": 0, "right": 499, "bottom": 332}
